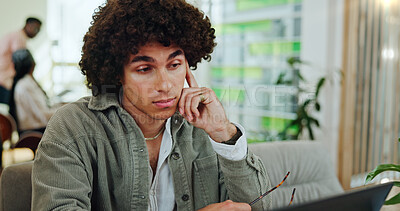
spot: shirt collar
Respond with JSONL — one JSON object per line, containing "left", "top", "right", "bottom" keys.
{"left": 20, "top": 29, "right": 28, "bottom": 39}
{"left": 88, "top": 93, "right": 120, "bottom": 111}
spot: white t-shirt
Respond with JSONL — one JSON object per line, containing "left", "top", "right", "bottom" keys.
{"left": 14, "top": 75, "right": 59, "bottom": 130}
{"left": 148, "top": 118, "right": 247, "bottom": 211}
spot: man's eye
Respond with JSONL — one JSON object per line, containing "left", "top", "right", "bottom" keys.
{"left": 170, "top": 63, "right": 181, "bottom": 69}
{"left": 137, "top": 67, "right": 151, "bottom": 72}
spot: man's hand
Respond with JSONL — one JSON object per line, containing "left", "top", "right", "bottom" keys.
{"left": 197, "top": 200, "right": 251, "bottom": 211}
{"left": 178, "top": 62, "right": 237, "bottom": 142}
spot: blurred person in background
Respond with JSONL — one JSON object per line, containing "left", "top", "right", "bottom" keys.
{"left": 9, "top": 49, "right": 60, "bottom": 134}
{"left": 0, "top": 17, "right": 42, "bottom": 105}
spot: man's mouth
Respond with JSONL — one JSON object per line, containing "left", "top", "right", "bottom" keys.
{"left": 153, "top": 98, "right": 176, "bottom": 108}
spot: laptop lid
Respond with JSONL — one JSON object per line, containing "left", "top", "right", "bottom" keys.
{"left": 273, "top": 182, "right": 393, "bottom": 211}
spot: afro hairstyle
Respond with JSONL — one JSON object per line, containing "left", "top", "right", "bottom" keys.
{"left": 79, "top": 0, "right": 217, "bottom": 95}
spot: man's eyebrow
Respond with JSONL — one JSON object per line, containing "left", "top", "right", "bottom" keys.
{"left": 168, "top": 50, "right": 183, "bottom": 60}
{"left": 130, "top": 50, "right": 183, "bottom": 63}
{"left": 131, "top": 56, "right": 155, "bottom": 63}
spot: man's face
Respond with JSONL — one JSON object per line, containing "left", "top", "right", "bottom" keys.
{"left": 121, "top": 42, "right": 187, "bottom": 121}
{"left": 25, "top": 22, "right": 41, "bottom": 38}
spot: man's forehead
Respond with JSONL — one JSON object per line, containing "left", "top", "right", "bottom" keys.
{"left": 28, "top": 22, "right": 41, "bottom": 26}
{"left": 129, "top": 42, "right": 184, "bottom": 60}
{"left": 141, "top": 41, "right": 180, "bottom": 49}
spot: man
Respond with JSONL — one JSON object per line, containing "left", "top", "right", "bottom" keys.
{"left": 0, "top": 17, "right": 42, "bottom": 104}
{"left": 32, "top": 0, "right": 271, "bottom": 210}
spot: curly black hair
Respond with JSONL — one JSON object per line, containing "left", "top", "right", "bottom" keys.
{"left": 80, "top": 0, "right": 216, "bottom": 95}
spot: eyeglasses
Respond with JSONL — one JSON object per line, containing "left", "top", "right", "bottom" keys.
{"left": 249, "top": 171, "right": 296, "bottom": 207}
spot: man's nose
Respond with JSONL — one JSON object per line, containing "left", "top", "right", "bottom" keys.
{"left": 155, "top": 69, "right": 172, "bottom": 92}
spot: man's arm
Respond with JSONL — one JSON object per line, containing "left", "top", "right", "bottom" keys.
{"left": 211, "top": 124, "right": 272, "bottom": 210}
{"left": 32, "top": 127, "right": 92, "bottom": 210}
{"left": 179, "top": 64, "right": 271, "bottom": 210}
{"left": 217, "top": 149, "right": 272, "bottom": 210}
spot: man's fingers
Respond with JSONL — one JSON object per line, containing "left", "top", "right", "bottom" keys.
{"left": 184, "top": 92, "right": 202, "bottom": 121}
{"left": 197, "top": 200, "right": 251, "bottom": 211}
{"left": 178, "top": 87, "right": 202, "bottom": 114}
{"left": 184, "top": 93, "right": 194, "bottom": 121}
{"left": 185, "top": 61, "right": 199, "bottom": 88}
{"left": 180, "top": 89, "right": 207, "bottom": 121}
{"left": 190, "top": 93, "right": 202, "bottom": 118}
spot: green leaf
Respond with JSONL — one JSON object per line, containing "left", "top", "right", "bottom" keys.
{"left": 287, "top": 57, "right": 301, "bottom": 67}
{"left": 365, "top": 164, "right": 400, "bottom": 183}
{"left": 307, "top": 120, "right": 314, "bottom": 140}
{"left": 384, "top": 193, "right": 400, "bottom": 205}
{"left": 315, "top": 102, "right": 321, "bottom": 111}
{"left": 315, "top": 77, "right": 326, "bottom": 97}
{"left": 393, "top": 181, "right": 400, "bottom": 187}
{"left": 313, "top": 119, "right": 320, "bottom": 127}
{"left": 302, "top": 99, "right": 312, "bottom": 107}
{"left": 276, "top": 72, "right": 286, "bottom": 85}
{"left": 297, "top": 71, "right": 305, "bottom": 82}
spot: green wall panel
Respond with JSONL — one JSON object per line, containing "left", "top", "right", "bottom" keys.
{"left": 249, "top": 41, "right": 301, "bottom": 55}
{"left": 214, "top": 20, "right": 271, "bottom": 35}
{"left": 262, "top": 116, "right": 298, "bottom": 133}
{"left": 212, "top": 87, "right": 246, "bottom": 103}
{"left": 212, "top": 67, "right": 263, "bottom": 79}
{"left": 236, "top": 0, "right": 302, "bottom": 11}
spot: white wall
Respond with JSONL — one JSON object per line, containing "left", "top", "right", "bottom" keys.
{"left": 0, "top": 0, "right": 47, "bottom": 39}
{"left": 45, "top": 0, "right": 104, "bottom": 100}
{"left": 301, "top": 0, "right": 344, "bottom": 171}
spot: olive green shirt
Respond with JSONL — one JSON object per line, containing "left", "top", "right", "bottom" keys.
{"left": 31, "top": 94, "right": 271, "bottom": 210}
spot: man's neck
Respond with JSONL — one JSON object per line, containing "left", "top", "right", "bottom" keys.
{"left": 22, "top": 28, "right": 28, "bottom": 37}
{"left": 121, "top": 96, "right": 167, "bottom": 138}
{"left": 136, "top": 117, "right": 166, "bottom": 139}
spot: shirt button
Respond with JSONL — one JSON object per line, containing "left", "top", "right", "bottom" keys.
{"left": 140, "top": 195, "right": 146, "bottom": 199}
{"left": 139, "top": 148, "right": 144, "bottom": 152}
{"left": 175, "top": 119, "right": 178, "bottom": 124}
{"left": 172, "top": 152, "right": 180, "bottom": 160}
{"left": 181, "top": 194, "right": 189, "bottom": 201}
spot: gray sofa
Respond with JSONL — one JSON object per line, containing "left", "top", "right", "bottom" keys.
{"left": 0, "top": 161, "right": 32, "bottom": 211}
{"left": 248, "top": 141, "right": 344, "bottom": 209}
{"left": 0, "top": 140, "right": 343, "bottom": 210}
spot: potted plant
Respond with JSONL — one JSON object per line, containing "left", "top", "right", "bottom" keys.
{"left": 276, "top": 57, "right": 325, "bottom": 140}
{"left": 365, "top": 138, "right": 400, "bottom": 205}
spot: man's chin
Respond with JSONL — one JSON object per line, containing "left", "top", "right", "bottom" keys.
{"left": 150, "top": 107, "right": 177, "bottom": 120}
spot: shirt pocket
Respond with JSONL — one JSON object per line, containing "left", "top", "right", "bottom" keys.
{"left": 193, "top": 153, "right": 220, "bottom": 206}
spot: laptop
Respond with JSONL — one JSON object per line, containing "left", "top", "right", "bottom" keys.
{"left": 273, "top": 182, "right": 394, "bottom": 211}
